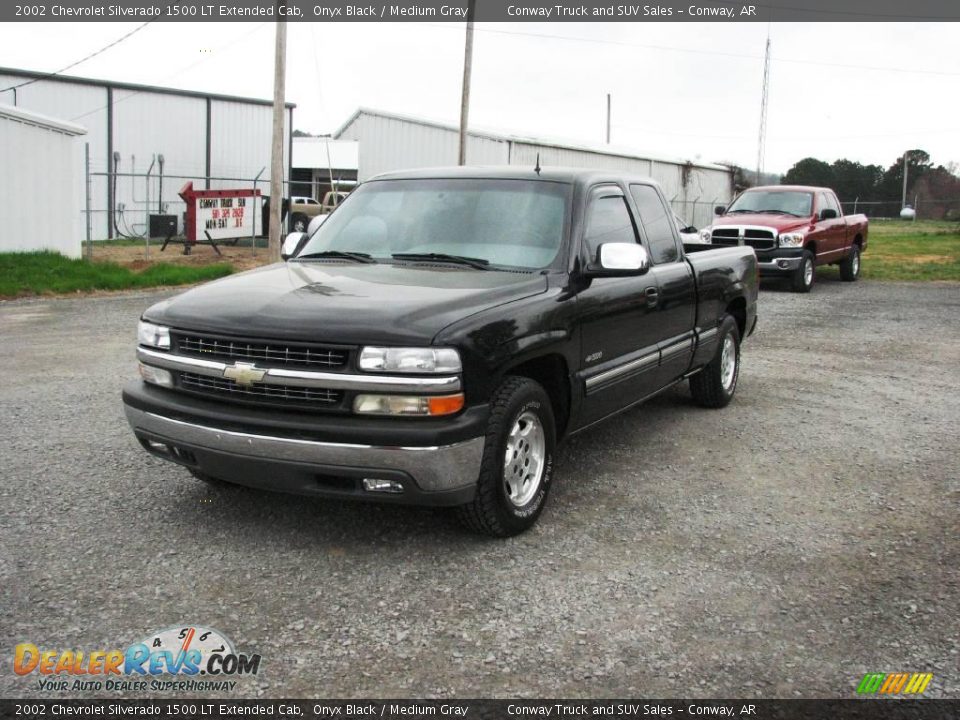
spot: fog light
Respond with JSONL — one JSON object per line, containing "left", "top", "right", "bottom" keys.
{"left": 778, "top": 259, "right": 790, "bottom": 269}
{"left": 139, "top": 362, "right": 174, "bottom": 388}
{"left": 353, "top": 393, "right": 465, "bottom": 416}
{"left": 363, "top": 478, "right": 404, "bottom": 494}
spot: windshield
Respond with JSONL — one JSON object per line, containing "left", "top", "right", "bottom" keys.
{"left": 726, "top": 190, "right": 813, "bottom": 217}
{"left": 296, "top": 178, "right": 569, "bottom": 270}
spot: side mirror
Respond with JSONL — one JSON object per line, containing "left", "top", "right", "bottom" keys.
{"left": 714, "top": 205, "right": 726, "bottom": 216}
{"left": 281, "top": 232, "right": 309, "bottom": 260}
{"left": 586, "top": 243, "right": 650, "bottom": 277}
{"left": 680, "top": 226, "right": 698, "bottom": 234}
{"left": 819, "top": 208, "right": 838, "bottom": 220}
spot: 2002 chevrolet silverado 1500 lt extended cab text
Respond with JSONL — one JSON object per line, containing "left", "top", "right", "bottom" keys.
{"left": 123, "top": 168, "right": 758, "bottom": 536}
{"left": 703, "top": 185, "right": 868, "bottom": 293}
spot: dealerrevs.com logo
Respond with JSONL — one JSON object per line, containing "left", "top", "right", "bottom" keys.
{"left": 14, "top": 625, "right": 261, "bottom": 693}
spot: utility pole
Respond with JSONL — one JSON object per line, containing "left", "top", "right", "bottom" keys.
{"left": 756, "top": 35, "right": 771, "bottom": 185}
{"left": 606, "top": 93, "right": 611, "bottom": 144}
{"left": 901, "top": 151, "right": 910, "bottom": 209}
{"left": 268, "top": 2, "right": 287, "bottom": 262}
{"left": 458, "top": 0, "right": 476, "bottom": 166}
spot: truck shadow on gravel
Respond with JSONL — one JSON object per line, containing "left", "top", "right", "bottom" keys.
{"left": 157, "top": 389, "right": 691, "bottom": 547}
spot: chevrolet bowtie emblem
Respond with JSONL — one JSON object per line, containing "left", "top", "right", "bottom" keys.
{"left": 223, "top": 362, "right": 267, "bottom": 386}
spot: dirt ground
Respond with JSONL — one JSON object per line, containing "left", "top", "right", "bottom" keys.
{"left": 94, "top": 240, "right": 272, "bottom": 273}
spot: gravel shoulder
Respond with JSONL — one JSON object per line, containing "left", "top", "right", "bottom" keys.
{"left": 1, "top": 276, "right": 957, "bottom": 699}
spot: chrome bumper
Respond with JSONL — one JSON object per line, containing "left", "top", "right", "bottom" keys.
{"left": 124, "top": 406, "right": 484, "bottom": 494}
{"left": 758, "top": 257, "right": 802, "bottom": 272}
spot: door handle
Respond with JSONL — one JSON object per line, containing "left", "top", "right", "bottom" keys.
{"left": 644, "top": 286, "right": 659, "bottom": 307}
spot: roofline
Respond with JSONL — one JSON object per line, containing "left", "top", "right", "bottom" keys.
{"left": 0, "top": 66, "right": 296, "bottom": 109}
{"left": 333, "top": 107, "right": 731, "bottom": 173}
{"left": 0, "top": 103, "right": 87, "bottom": 135}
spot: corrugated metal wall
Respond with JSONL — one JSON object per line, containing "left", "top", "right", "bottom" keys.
{"left": 339, "top": 111, "right": 733, "bottom": 229}
{"left": 0, "top": 72, "right": 290, "bottom": 240}
{"left": 0, "top": 108, "right": 85, "bottom": 258}
{"left": 339, "top": 113, "right": 509, "bottom": 179}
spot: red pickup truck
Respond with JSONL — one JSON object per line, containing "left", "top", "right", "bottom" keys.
{"left": 703, "top": 185, "right": 868, "bottom": 292}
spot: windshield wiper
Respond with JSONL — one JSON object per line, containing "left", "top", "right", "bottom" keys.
{"left": 296, "top": 250, "right": 377, "bottom": 264}
{"left": 726, "top": 209, "right": 759, "bottom": 214}
{"left": 391, "top": 252, "right": 491, "bottom": 270}
{"left": 765, "top": 210, "right": 805, "bottom": 217}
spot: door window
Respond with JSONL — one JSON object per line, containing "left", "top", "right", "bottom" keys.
{"left": 583, "top": 190, "right": 638, "bottom": 261}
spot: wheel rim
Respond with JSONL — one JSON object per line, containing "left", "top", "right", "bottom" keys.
{"left": 852, "top": 250, "right": 860, "bottom": 276}
{"left": 720, "top": 335, "right": 737, "bottom": 392}
{"left": 503, "top": 410, "right": 546, "bottom": 507}
{"left": 804, "top": 259, "right": 814, "bottom": 286}
{"left": 294, "top": 220, "right": 305, "bottom": 232}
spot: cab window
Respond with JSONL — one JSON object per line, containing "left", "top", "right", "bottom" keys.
{"left": 630, "top": 184, "right": 679, "bottom": 264}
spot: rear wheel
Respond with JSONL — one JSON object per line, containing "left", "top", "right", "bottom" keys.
{"left": 839, "top": 245, "right": 861, "bottom": 281}
{"left": 690, "top": 315, "right": 740, "bottom": 409}
{"left": 791, "top": 250, "right": 815, "bottom": 293}
{"left": 456, "top": 377, "right": 556, "bottom": 537}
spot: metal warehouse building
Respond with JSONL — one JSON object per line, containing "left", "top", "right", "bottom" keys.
{"left": 0, "top": 67, "right": 294, "bottom": 240}
{"left": 334, "top": 108, "right": 735, "bottom": 228}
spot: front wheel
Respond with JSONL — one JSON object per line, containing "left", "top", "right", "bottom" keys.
{"left": 690, "top": 315, "right": 740, "bottom": 409}
{"left": 456, "top": 377, "right": 556, "bottom": 537}
{"left": 290, "top": 213, "right": 308, "bottom": 233}
{"left": 791, "top": 250, "right": 816, "bottom": 293}
{"left": 839, "top": 245, "right": 861, "bottom": 281}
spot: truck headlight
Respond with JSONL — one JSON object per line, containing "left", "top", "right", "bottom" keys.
{"left": 353, "top": 393, "right": 465, "bottom": 416}
{"left": 138, "top": 321, "right": 170, "bottom": 350}
{"left": 359, "top": 347, "right": 461, "bottom": 374}
{"left": 700, "top": 228, "right": 712, "bottom": 243}
{"left": 779, "top": 232, "right": 805, "bottom": 248}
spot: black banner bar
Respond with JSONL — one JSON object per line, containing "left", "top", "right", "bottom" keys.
{"left": 4, "top": 0, "right": 960, "bottom": 23}
{"left": 1, "top": 700, "right": 958, "bottom": 720}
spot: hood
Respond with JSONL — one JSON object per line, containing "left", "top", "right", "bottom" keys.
{"left": 144, "top": 262, "right": 548, "bottom": 345}
{"left": 713, "top": 213, "right": 814, "bottom": 233}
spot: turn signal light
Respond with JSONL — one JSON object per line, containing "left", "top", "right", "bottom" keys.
{"left": 353, "top": 393, "right": 465, "bottom": 417}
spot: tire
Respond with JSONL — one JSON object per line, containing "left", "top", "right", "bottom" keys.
{"left": 839, "top": 245, "right": 861, "bottom": 282}
{"left": 791, "top": 250, "right": 816, "bottom": 293}
{"left": 690, "top": 315, "right": 741, "bottom": 409}
{"left": 290, "top": 214, "right": 308, "bottom": 233}
{"left": 456, "top": 377, "right": 556, "bottom": 537}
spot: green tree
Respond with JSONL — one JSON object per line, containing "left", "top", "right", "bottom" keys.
{"left": 830, "top": 159, "right": 883, "bottom": 202}
{"left": 783, "top": 157, "right": 834, "bottom": 187}
{"left": 879, "top": 149, "right": 933, "bottom": 202}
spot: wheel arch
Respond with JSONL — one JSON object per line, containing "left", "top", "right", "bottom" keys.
{"left": 502, "top": 353, "right": 571, "bottom": 439}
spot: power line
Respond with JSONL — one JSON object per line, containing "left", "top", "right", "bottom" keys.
{"left": 421, "top": 24, "right": 960, "bottom": 79}
{"left": 0, "top": 23, "right": 152, "bottom": 94}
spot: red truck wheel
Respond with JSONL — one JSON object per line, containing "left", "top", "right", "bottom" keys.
{"left": 840, "top": 246, "right": 861, "bottom": 281}
{"left": 791, "top": 251, "right": 816, "bottom": 293}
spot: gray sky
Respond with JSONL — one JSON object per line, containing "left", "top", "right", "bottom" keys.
{"left": 2, "top": 21, "right": 958, "bottom": 173}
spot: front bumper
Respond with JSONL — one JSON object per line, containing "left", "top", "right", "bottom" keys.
{"left": 755, "top": 247, "right": 804, "bottom": 276}
{"left": 123, "top": 382, "right": 486, "bottom": 506}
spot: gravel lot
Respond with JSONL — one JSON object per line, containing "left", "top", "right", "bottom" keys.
{"left": 1, "top": 275, "right": 958, "bottom": 699}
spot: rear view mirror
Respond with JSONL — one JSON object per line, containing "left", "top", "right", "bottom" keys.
{"left": 587, "top": 243, "right": 650, "bottom": 277}
{"left": 281, "top": 232, "right": 309, "bottom": 260}
{"left": 819, "top": 208, "right": 838, "bottom": 220}
{"left": 714, "top": 205, "right": 726, "bottom": 216}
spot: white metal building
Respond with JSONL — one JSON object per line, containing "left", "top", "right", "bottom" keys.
{"left": 0, "top": 67, "right": 295, "bottom": 240}
{"left": 291, "top": 137, "right": 359, "bottom": 199}
{"left": 334, "top": 108, "right": 735, "bottom": 228}
{"left": 0, "top": 105, "right": 86, "bottom": 257}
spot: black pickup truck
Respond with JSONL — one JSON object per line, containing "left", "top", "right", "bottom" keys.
{"left": 124, "top": 167, "right": 758, "bottom": 536}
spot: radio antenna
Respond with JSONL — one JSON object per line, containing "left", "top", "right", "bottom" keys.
{"left": 534, "top": 152, "right": 541, "bottom": 176}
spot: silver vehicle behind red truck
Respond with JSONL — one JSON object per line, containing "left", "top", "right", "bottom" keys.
{"left": 702, "top": 185, "right": 868, "bottom": 292}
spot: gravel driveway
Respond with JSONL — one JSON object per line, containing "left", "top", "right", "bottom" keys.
{"left": 1, "top": 275, "right": 957, "bottom": 699}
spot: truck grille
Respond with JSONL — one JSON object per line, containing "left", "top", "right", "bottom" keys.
{"left": 175, "top": 333, "right": 348, "bottom": 369}
{"left": 179, "top": 372, "right": 343, "bottom": 406}
{"left": 711, "top": 227, "right": 777, "bottom": 251}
